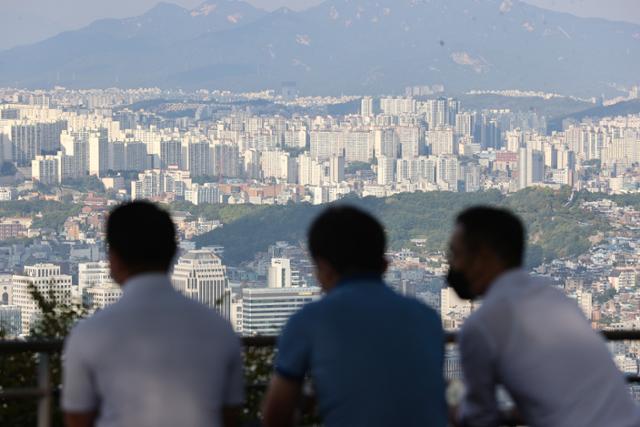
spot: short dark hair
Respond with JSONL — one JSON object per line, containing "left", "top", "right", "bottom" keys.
{"left": 308, "top": 206, "right": 386, "bottom": 275}
{"left": 106, "top": 201, "right": 177, "bottom": 272}
{"left": 456, "top": 206, "right": 525, "bottom": 268}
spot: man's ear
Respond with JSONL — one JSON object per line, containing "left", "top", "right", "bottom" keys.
{"left": 381, "top": 257, "right": 389, "bottom": 275}
{"left": 108, "top": 250, "right": 127, "bottom": 286}
{"left": 315, "top": 257, "right": 339, "bottom": 291}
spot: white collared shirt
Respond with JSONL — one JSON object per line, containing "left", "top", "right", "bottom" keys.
{"left": 62, "top": 273, "right": 243, "bottom": 427}
{"left": 459, "top": 269, "right": 640, "bottom": 427}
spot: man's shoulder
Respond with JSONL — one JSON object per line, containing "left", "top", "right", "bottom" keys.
{"left": 288, "top": 297, "right": 323, "bottom": 325}
{"left": 70, "top": 301, "right": 122, "bottom": 334}
{"left": 165, "top": 291, "right": 238, "bottom": 336}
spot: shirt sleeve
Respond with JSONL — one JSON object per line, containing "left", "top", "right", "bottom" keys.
{"left": 223, "top": 335, "right": 245, "bottom": 406}
{"left": 458, "top": 321, "right": 500, "bottom": 427}
{"left": 274, "top": 308, "right": 312, "bottom": 383}
{"left": 61, "top": 327, "right": 99, "bottom": 413}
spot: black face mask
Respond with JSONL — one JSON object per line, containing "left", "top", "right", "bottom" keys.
{"left": 446, "top": 268, "right": 476, "bottom": 301}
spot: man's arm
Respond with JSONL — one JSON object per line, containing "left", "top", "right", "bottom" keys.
{"left": 262, "top": 308, "right": 311, "bottom": 427}
{"left": 261, "top": 374, "right": 303, "bottom": 427}
{"left": 61, "top": 328, "right": 99, "bottom": 427}
{"left": 222, "top": 336, "right": 245, "bottom": 427}
{"left": 65, "top": 412, "right": 97, "bottom": 427}
{"left": 458, "top": 322, "right": 500, "bottom": 427}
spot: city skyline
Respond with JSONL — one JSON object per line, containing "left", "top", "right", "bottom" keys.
{"left": 0, "top": 0, "right": 639, "bottom": 424}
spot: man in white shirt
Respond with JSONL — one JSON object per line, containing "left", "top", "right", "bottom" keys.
{"left": 62, "top": 201, "right": 243, "bottom": 427}
{"left": 447, "top": 206, "right": 640, "bottom": 427}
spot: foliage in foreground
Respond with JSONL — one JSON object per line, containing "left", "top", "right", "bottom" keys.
{"left": 0, "top": 286, "right": 276, "bottom": 426}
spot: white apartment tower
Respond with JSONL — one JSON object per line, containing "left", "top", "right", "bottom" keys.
{"left": 31, "top": 154, "right": 61, "bottom": 185}
{"left": 377, "top": 155, "right": 395, "bottom": 185}
{"left": 518, "top": 147, "right": 544, "bottom": 189}
{"left": 361, "top": 96, "right": 374, "bottom": 117}
{"left": 428, "top": 127, "right": 456, "bottom": 156}
{"left": 88, "top": 130, "right": 109, "bottom": 177}
{"left": 268, "top": 258, "right": 292, "bottom": 288}
{"left": 329, "top": 155, "right": 345, "bottom": 183}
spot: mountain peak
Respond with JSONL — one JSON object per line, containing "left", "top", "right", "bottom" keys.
{"left": 0, "top": 0, "right": 637, "bottom": 95}
{"left": 145, "top": 2, "right": 188, "bottom": 16}
{"left": 272, "top": 7, "right": 295, "bottom": 15}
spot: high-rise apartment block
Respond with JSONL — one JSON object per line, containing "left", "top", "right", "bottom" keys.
{"left": 268, "top": 258, "right": 292, "bottom": 288}
{"left": 31, "top": 154, "right": 61, "bottom": 185}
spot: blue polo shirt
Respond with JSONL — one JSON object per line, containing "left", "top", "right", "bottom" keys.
{"left": 275, "top": 275, "right": 447, "bottom": 427}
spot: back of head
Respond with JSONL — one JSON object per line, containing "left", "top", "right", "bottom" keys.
{"left": 308, "top": 205, "right": 386, "bottom": 276}
{"left": 456, "top": 206, "right": 525, "bottom": 268}
{"left": 106, "top": 201, "right": 177, "bottom": 274}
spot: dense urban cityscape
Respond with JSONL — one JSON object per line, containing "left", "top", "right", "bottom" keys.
{"left": 1, "top": 0, "right": 640, "bottom": 425}
{"left": 0, "top": 83, "right": 638, "bottom": 392}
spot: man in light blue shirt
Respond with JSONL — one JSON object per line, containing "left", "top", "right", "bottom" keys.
{"left": 262, "top": 206, "right": 447, "bottom": 427}
{"left": 62, "top": 201, "right": 243, "bottom": 427}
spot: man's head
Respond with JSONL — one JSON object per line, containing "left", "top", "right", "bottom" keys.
{"left": 308, "top": 206, "right": 387, "bottom": 292}
{"left": 447, "top": 206, "right": 525, "bottom": 300}
{"left": 106, "top": 201, "right": 177, "bottom": 285}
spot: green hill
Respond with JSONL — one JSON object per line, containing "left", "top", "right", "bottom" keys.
{"left": 190, "top": 188, "right": 619, "bottom": 268}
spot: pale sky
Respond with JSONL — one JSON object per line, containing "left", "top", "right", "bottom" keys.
{"left": 0, "top": 0, "right": 638, "bottom": 50}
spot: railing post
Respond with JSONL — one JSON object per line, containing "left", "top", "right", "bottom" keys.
{"left": 37, "top": 352, "right": 52, "bottom": 427}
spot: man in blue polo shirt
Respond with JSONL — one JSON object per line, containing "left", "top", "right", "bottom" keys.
{"left": 262, "top": 206, "right": 447, "bottom": 427}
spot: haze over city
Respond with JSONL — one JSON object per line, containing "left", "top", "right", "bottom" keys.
{"left": 0, "top": 0, "right": 639, "bottom": 425}
{"left": 1, "top": 0, "right": 639, "bottom": 51}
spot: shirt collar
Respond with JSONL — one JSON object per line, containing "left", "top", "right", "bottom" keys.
{"left": 484, "top": 268, "right": 529, "bottom": 301}
{"left": 122, "top": 272, "right": 173, "bottom": 297}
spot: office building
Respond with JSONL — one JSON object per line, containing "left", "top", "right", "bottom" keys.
{"left": 12, "top": 264, "right": 72, "bottom": 335}
{"left": 172, "top": 249, "right": 231, "bottom": 319}
{"left": 83, "top": 282, "right": 122, "bottom": 312}
{"left": 240, "top": 286, "right": 321, "bottom": 336}
{"left": 78, "top": 261, "right": 111, "bottom": 292}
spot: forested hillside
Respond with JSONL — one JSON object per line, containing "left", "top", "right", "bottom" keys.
{"left": 190, "top": 188, "right": 624, "bottom": 267}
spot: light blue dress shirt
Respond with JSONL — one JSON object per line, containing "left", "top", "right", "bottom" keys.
{"left": 275, "top": 275, "right": 448, "bottom": 427}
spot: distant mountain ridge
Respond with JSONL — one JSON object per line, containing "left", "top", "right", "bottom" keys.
{"left": 0, "top": 0, "right": 638, "bottom": 96}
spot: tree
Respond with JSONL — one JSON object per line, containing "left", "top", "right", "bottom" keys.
{"left": 0, "top": 162, "right": 17, "bottom": 177}
{"left": 345, "top": 161, "right": 371, "bottom": 174}
{"left": 0, "top": 287, "right": 279, "bottom": 426}
{"left": 62, "top": 176, "right": 105, "bottom": 193}
{"left": 0, "top": 285, "right": 86, "bottom": 426}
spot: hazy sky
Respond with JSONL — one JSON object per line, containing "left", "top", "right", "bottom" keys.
{"left": 0, "top": 0, "right": 638, "bottom": 50}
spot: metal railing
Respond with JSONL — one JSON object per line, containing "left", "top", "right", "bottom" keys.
{"left": 1, "top": 331, "right": 640, "bottom": 427}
